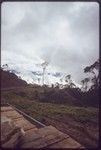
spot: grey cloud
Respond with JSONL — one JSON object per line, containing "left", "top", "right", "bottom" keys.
{"left": 1, "top": 2, "right": 99, "bottom": 84}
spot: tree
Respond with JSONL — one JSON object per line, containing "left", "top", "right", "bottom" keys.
{"left": 55, "top": 82, "right": 59, "bottom": 89}
{"left": 84, "top": 77, "right": 90, "bottom": 91}
{"left": 65, "top": 74, "right": 71, "bottom": 85}
{"left": 51, "top": 84, "right": 54, "bottom": 88}
{"left": 69, "top": 82, "right": 76, "bottom": 88}
{"left": 84, "top": 59, "right": 99, "bottom": 90}
{"left": 41, "top": 61, "right": 49, "bottom": 85}
{"left": 81, "top": 78, "right": 90, "bottom": 91}
{"left": 37, "top": 78, "right": 40, "bottom": 84}
{"left": 60, "top": 78, "right": 63, "bottom": 84}
{"left": 81, "top": 79, "right": 85, "bottom": 91}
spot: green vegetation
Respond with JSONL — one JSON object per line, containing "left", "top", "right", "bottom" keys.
{"left": 1, "top": 89, "right": 99, "bottom": 148}
{"left": 2, "top": 90, "right": 98, "bottom": 124}
{"left": 1, "top": 59, "right": 99, "bottom": 148}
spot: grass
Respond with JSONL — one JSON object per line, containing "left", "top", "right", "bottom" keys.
{"left": 2, "top": 90, "right": 98, "bottom": 123}
{"left": 1, "top": 89, "right": 99, "bottom": 148}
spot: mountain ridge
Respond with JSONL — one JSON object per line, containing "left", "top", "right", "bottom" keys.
{"left": 1, "top": 69, "right": 27, "bottom": 88}
{"left": 1, "top": 63, "right": 82, "bottom": 89}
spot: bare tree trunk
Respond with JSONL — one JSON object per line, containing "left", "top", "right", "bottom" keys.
{"left": 42, "top": 68, "right": 45, "bottom": 85}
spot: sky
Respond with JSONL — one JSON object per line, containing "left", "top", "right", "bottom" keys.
{"left": 1, "top": 2, "right": 99, "bottom": 84}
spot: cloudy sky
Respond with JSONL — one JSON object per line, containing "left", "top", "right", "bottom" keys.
{"left": 1, "top": 2, "right": 99, "bottom": 84}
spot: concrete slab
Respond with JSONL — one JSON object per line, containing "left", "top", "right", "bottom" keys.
{"left": 21, "top": 125, "right": 69, "bottom": 148}
{"left": 1, "top": 106, "right": 14, "bottom": 112}
{"left": 1, "top": 110, "right": 22, "bottom": 119}
{"left": 14, "top": 117, "right": 37, "bottom": 131}
{"left": 48, "top": 137, "right": 82, "bottom": 148}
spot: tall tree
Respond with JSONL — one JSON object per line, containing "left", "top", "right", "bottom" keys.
{"left": 81, "top": 78, "right": 90, "bottom": 91}
{"left": 84, "top": 59, "right": 99, "bottom": 90}
{"left": 81, "top": 79, "right": 85, "bottom": 91}
{"left": 65, "top": 74, "right": 71, "bottom": 85}
{"left": 41, "top": 61, "right": 49, "bottom": 85}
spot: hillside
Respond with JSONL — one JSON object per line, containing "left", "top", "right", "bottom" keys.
{"left": 1, "top": 63, "right": 82, "bottom": 88}
{"left": 1, "top": 69, "right": 27, "bottom": 88}
{"left": 1, "top": 68, "right": 99, "bottom": 148}
{"left": 1, "top": 68, "right": 99, "bottom": 107}
{"left": 1, "top": 90, "right": 99, "bottom": 148}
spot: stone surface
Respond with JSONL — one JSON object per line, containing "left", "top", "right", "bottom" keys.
{"left": 1, "top": 106, "right": 14, "bottom": 112}
{"left": 1, "top": 117, "right": 21, "bottom": 148}
{"left": 14, "top": 117, "right": 37, "bottom": 131}
{"left": 2, "top": 132, "right": 21, "bottom": 148}
{"left": 1, "top": 110, "right": 22, "bottom": 119}
{"left": 21, "top": 125, "right": 69, "bottom": 148}
{"left": 48, "top": 137, "right": 82, "bottom": 148}
{"left": 1, "top": 106, "right": 84, "bottom": 148}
